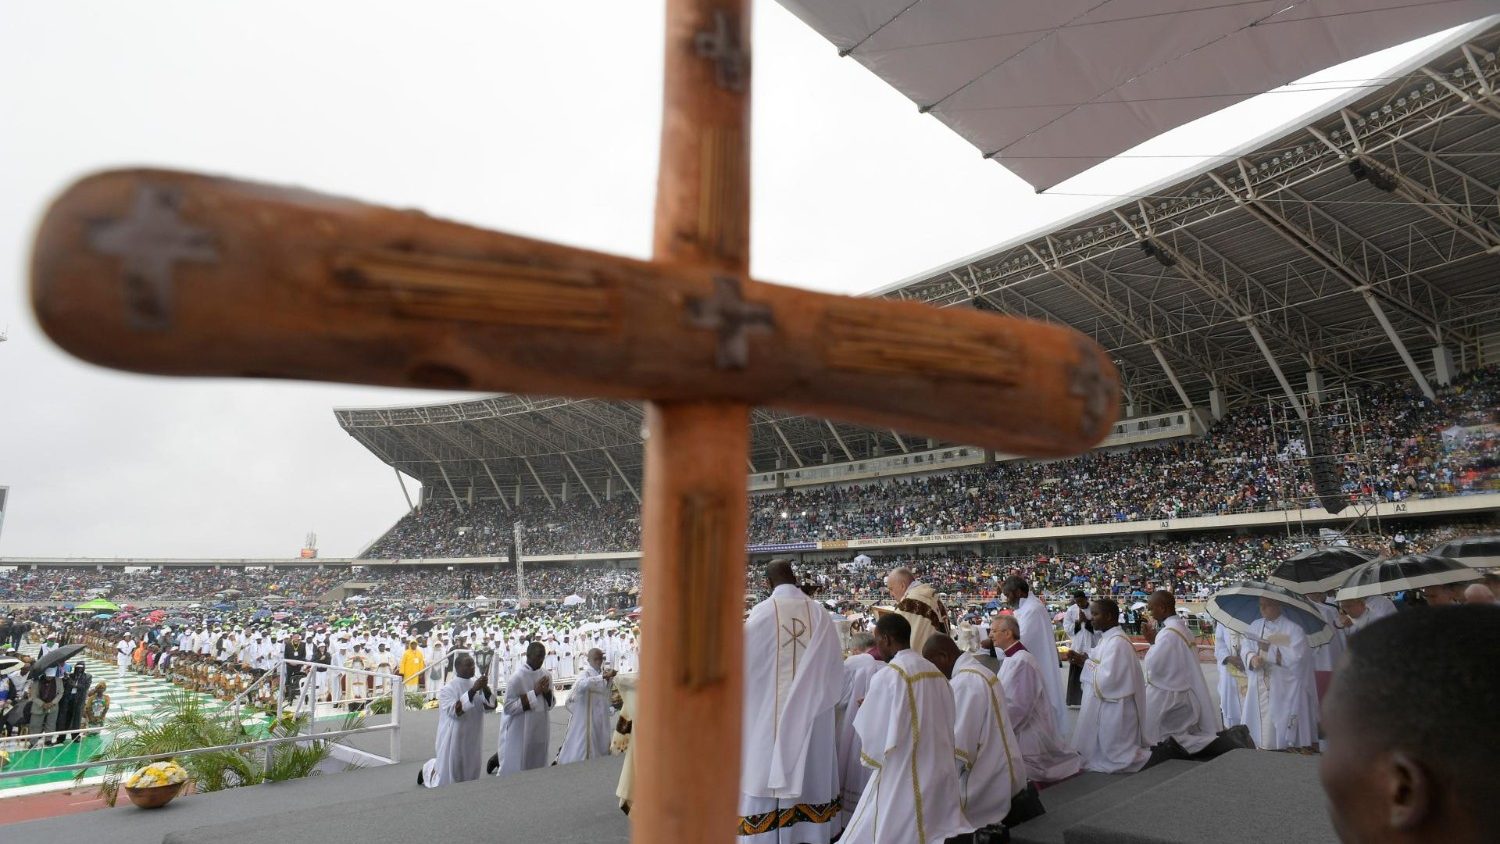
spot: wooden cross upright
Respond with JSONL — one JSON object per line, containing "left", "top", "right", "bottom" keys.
{"left": 29, "top": 1, "right": 1119, "bottom": 840}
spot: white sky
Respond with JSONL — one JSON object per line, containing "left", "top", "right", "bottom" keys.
{"left": 0, "top": 1, "right": 1463, "bottom": 558}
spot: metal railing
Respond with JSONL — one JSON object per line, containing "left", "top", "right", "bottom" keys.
{"left": 0, "top": 658, "right": 403, "bottom": 784}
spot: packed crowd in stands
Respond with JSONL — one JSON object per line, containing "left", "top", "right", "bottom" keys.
{"left": 3, "top": 523, "right": 1480, "bottom": 607}
{"left": 0, "top": 567, "right": 343, "bottom": 604}
{"left": 361, "top": 367, "right": 1499, "bottom": 556}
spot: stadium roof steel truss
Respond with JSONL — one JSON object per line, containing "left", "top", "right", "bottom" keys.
{"left": 338, "top": 28, "right": 1500, "bottom": 505}
{"left": 335, "top": 397, "right": 925, "bottom": 507}
{"left": 886, "top": 27, "right": 1500, "bottom": 413}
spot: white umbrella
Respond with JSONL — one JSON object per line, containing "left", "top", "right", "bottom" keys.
{"left": 563, "top": 594, "right": 586, "bottom": 606}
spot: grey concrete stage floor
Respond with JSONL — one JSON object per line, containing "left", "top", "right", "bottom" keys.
{"left": 3, "top": 661, "right": 1247, "bottom": 843}
{"left": 1, "top": 706, "right": 596, "bottom": 844}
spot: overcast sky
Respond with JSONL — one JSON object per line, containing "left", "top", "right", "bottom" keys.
{"left": 0, "top": 2, "right": 1459, "bottom": 559}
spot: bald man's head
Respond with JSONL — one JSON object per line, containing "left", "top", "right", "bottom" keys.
{"left": 886, "top": 567, "right": 915, "bottom": 601}
{"left": 1147, "top": 590, "right": 1175, "bottom": 622}
{"left": 922, "top": 633, "right": 962, "bottom": 679}
{"left": 587, "top": 647, "right": 605, "bottom": 669}
{"left": 1463, "top": 583, "right": 1495, "bottom": 604}
{"left": 766, "top": 560, "right": 797, "bottom": 589}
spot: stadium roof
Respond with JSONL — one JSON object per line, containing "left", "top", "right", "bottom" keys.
{"left": 874, "top": 19, "right": 1500, "bottom": 412}
{"left": 338, "top": 21, "right": 1500, "bottom": 503}
{"left": 776, "top": 0, "right": 1499, "bottom": 191}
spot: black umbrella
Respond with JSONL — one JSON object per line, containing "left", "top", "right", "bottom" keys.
{"left": 29, "top": 643, "right": 84, "bottom": 677}
{"left": 1429, "top": 535, "right": 1500, "bottom": 568}
{"left": 1334, "top": 554, "right": 1481, "bottom": 601}
{"left": 411, "top": 617, "right": 441, "bottom": 635}
{"left": 1266, "top": 546, "right": 1379, "bottom": 594}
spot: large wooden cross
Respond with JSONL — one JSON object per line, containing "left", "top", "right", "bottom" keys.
{"left": 30, "top": 1, "right": 1118, "bottom": 840}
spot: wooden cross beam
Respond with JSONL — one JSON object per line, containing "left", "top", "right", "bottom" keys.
{"left": 28, "top": 1, "right": 1119, "bottom": 841}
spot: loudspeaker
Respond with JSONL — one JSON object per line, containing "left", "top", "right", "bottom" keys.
{"left": 1305, "top": 423, "right": 1346, "bottom": 515}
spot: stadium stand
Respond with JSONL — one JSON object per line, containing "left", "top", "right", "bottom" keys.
{"left": 356, "top": 367, "right": 1498, "bottom": 556}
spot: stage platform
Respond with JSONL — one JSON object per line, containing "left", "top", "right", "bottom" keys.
{"left": 1012, "top": 749, "right": 1336, "bottom": 844}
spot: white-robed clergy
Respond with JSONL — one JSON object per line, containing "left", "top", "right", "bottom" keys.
{"left": 923, "top": 635, "right": 1025, "bottom": 832}
{"left": 1212, "top": 621, "right": 1245, "bottom": 728}
{"left": 842, "top": 614, "right": 969, "bottom": 844}
{"left": 1305, "top": 591, "right": 1347, "bottom": 709}
{"left": 495, "top": 641, "right": 554, "bottom": 776}
{"left": 421, "top": 653, "right": 496, "bottom": 788}
{"left": 1337, "top": 594, "right": 1395, "bottom": 633}
{"left": 738, "top": 563, "right": 844, "bottom": 844}
{"left": 835, "top": 634, "right": 883, "bottom": 828}
{"left": 1141, "top": 592, "right": 1219, "bottom": 753}
{"left": 1240, "top": 598, "right": 1316, "bottom": 750}
{"left": 989, "top": 614, "right": 1080, "bottom": 783}
{"left": 1070, "top": 599, "right": 1152, "bottom": 773}
{"left": 556, "top": 648, "right": 614, "bottom": 764}
{"left": 1002, "top": 576, "right": 1067, "bottom": 728}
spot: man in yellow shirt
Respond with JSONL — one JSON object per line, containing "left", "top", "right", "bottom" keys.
{"left": 399, "top": 640, "right": 426, "bottom": 689}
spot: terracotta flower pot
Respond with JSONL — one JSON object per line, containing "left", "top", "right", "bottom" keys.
{"left": 124, "top": 781, "right": 185, "bottom": 809}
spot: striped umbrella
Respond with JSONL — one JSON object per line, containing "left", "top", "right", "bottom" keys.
{"left": 1429, "top": 535, "right": 1500, "bottom": 568}
{"left": 1334, "top": 554, "right": 1482, "bottom": 601}
{"left": 1267, "top": 546, "right": 1379, "bottom": 594}
{"left": 1207, "top": 580, "right": 1333, "bottom": 647}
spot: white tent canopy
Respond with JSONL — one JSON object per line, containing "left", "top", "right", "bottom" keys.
{"left": 777, "top": 0, "right": 1497, "bottom": 191}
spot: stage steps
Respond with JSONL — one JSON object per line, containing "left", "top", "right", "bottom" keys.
{"left": 1012, "top": 750, "right": 1337, "bottom": 844}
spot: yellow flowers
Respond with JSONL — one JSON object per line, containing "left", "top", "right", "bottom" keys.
{"left": 124, "top": 760, "right": 188, "bottom": 789}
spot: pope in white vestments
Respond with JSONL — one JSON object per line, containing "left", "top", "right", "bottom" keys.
{"left": 947, "top": 648, "right": 1025, "bottom": 830}
{"left": 1141, "top": 599, "right": 1219, "bottom": 753}
{"left": 423, "top": 654, "right": 496, "bottom": 788}
{"left": 1240, "top": 599, "right": 1316, "bottom": 750}
{"left": 496, "top": 642, "right": 554, "bottom": 775}
{"left": 1071, "top": 602, "right": 1151, "bottom": 773}
{"left": 835, "top": 639, "right": 883, "bottom": 827}
{"left": 556, "top": 649, "right": 613, "bottom": 764}
{"left": 842, "top": 616, "right": 968, "bottom": 844}
{"left": 739, "top": 571, "right": 844, "bottom": 843}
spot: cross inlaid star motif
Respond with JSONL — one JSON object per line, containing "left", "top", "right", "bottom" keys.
{"left": 88, "top": 184, "right": 217, "bottom": 330}
{"left": 684, "top": 275, "right": 774, "bottom": 370}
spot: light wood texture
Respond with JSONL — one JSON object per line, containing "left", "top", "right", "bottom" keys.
{"left": 635, "top": 2, "right": 752, "bottom": 841}
{"left": 30, "top": 167, "right": 1118, "bottom": 457}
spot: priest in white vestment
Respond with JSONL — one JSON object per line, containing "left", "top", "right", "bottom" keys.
{"left": 1063, "top": 592, "right": 1095, "bottom": 707}
{"left": 883, "top": 567, "right": 949, "bottom": 652}
{"left": 422, "top": 653, "right": 496, "bottom": 787}
{"left": 924, "top": 634, "right": 1025, "bottom": 832}
{"left": 556, "top": 648, "right": 614, "bottom": 764}
{"left": 1212, "top": 622, "right": 1244, "bottom": 728}
{"left": 835, "top": 633, "right": 883, "bottom": 828}
{"left": 1002, "top": 576, "right": 1067, "bottom": 728}
{"left": 1338, "top": 594, "right": 1395, "bottom": 633}
{"left": 990, "top": 614, "right": 1080, "bottom": 782}
{"left": 495, "top": 641, "right": 554, "bottom": 775}
{"left": 1141, "top": 592, "right": 1219, "bottom": 753}
{"left": 1070, "top": 599, "right": 1152, "bottom": 773}
{"left": 739, "top": 562, "right": 844, "bottom": 844}
{"left": 843, "top": 614, "right": 969, "bottom": 844}
{"left": 1240, "top": 598, "right": 1317, "bottom": 750}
